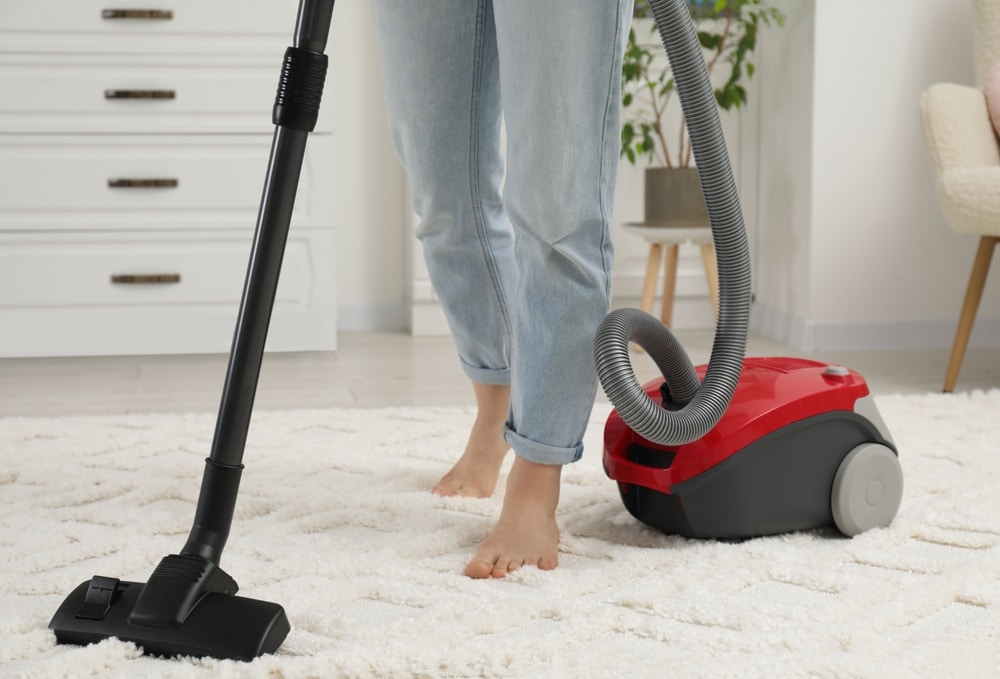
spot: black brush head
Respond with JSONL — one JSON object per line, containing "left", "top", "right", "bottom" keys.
{"left": 49, "top": 577, "right": 289, "bottom": 662}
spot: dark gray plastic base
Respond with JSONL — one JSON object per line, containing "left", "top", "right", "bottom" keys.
{"left": 620, "top": 412, "right": 897, "bottom": 539}
{"left": 50, "top": 578, "right": 289, "bottom": 661}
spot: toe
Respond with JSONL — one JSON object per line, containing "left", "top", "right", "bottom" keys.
{"left": 491, "top": 557, "right": 525, "bottom": 579}
{"left": 537, "top": 555, "right": 558, "bottom": 571}
{"left": 464, "top": 558, "right": 495, "bottom": 579}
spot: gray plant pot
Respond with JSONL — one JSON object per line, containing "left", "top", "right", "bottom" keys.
{"left": 644, "top": 167, "right": 710, "bottom": 227}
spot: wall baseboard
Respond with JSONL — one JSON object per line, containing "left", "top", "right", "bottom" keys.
{"left": 407, "top": 295, "right": 716, "bottom": 337}
{"left": 338, "top": 297, "right": 1000, "bottom": 354}
{"left": 337, "top": 303, "right": 408, "bottom": 333}
{"left": 410, "top": 302, "right": 450, "bottom": 337}
{"left": 751, "top": 301, "right": 1000, "bottom": 352}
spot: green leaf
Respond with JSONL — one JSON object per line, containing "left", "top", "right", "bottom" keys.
{"left": 698, "top": 31, "right": 723, "bottom": 50}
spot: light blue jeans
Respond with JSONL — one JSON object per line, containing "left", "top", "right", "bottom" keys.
{"left": 373, "top": 0, "right": 632, "bottom": 465}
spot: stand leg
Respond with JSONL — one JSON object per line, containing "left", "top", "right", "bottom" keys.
{"left": 640, "top": 243, "right": 664, "bottom": 316}
{"left": 699, "top": 242, "right": 720, "bottom": 321}
{"left": 660, "top": 244, "right": 679, "bottom": 327}
{"left": 944, "top": 236, "right": 997, "bottom": 393}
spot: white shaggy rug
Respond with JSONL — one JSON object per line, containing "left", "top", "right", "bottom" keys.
{"left": 1, "top": 393, "right": 999, "bottom": 678}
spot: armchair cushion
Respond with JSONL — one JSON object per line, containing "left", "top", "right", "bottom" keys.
{"left": 922, "top": 83, "right": 1000, "bottom": 171}
{"left": 938, "top": 166, "right": 1000, "bottom": 237}
{"left": 922, "top": 83, "right": 1000, "bottom": 237}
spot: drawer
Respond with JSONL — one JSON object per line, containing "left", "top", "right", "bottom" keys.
{"left": 0, "top": 134, "right": 335, "bottom": 228}
{"left": 0, "top": 54, "right": 273, "bottom": 131}
{"left": 0, "top": 228, "right": 337, "bottom": 356}
{"left": 0, "top": 1, "right": 297, "bottom": 38}
{"left": 0, "top": 233, "right": 308, "bottom": 308}
{"left": 0, "top": 53, "right": 338, "bottom": 134}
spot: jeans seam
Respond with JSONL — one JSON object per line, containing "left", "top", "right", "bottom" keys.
{"left": 469, "top": 1, "right": 513, "bottom": 348}
{"left": 596, "top": 1, "right": 626, "bottom": 302}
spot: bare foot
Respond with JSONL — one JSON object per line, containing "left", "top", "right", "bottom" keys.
{"left": 464, "top": 456, "right": 561, "bottom": 579}
{"left": 433, "top": 383, "right": 510, "bottom": 498}
{"left": 432, "top": 425, "right": 508, "bottom": 497}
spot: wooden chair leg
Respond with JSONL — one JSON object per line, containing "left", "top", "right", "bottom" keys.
{"left": 640, "top": 243, "right": 663, "bottom": 316}
{"left": 660, "top": 244, "right": 679, "bottom": 327}
{"left": 944, "top": 236, "right": 998, "bottom": 392}
{"left": 699, "top": 243, "right": 720, "bottom": 319}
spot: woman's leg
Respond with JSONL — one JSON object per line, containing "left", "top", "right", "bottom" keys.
{"left": 432, "top": 382, "right": 509, "bottom": 498}
{"left": 465, "top": 0, "right": 632, "bottom": 578}
{"left": 372, "top": 1, "right": 516, "bottom": 498}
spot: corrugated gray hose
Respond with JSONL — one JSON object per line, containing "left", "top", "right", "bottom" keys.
{"left": 594, "top": 0, "right": 752, "bottom": 446}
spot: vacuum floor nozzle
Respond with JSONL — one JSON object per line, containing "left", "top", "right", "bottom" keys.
{"left": 49, "top": 575, "right": 289, "bottom": 661}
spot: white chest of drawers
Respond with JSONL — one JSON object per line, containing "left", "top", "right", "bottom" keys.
{"left": 0, "top": 1, "right": 337, "bottom": 357}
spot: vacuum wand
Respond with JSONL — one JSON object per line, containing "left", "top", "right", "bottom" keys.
{"left": 185, "top": 0, "right": 335, "bottom": 564}
{"left": 49, "top": 0, "right": 335, "bottom": 661}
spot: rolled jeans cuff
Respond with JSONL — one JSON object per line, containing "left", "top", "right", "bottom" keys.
{"left": 460, "top": 359, "right": 510, "bottom": 386}
{"left": 503, "top": 426, "right": 583, "bottom": 466}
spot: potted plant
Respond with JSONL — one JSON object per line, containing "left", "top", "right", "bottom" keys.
{"left": 621, "top": 0, "right": 785, "bottom": 225}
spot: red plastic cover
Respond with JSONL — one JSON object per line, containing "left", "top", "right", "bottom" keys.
{"left": 603, "top": 357, "right": 871, "bottom": 492}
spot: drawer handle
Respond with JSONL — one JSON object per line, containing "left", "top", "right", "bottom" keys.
{"left": 111, "top": 274, "right": 182, "bottom": 285}
{"left": 104, "top": 89, "right": 176, "bottom": 100}
{"left": 101, "top": 9, "right": 174, "bottom": 20}
{"left": 108, "top": 178, "right": 179, "bottom": 188}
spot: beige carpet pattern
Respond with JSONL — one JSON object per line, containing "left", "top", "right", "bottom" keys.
{"left": 1, "top": 393, "right": 999, "bottom": 678}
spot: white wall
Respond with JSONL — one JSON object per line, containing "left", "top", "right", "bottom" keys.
{"left": 754, "top": 0, "right": 817, "bottom": 341}
{"left": 327, "top": 2, "right": 407, "bottom": 332}
{"left": 756, "top": 0, "right": 1000, "bottom": 351}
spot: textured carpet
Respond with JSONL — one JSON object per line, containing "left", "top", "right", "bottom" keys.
{"left": 1, "top": 393, "right": 999, "bottom": 678}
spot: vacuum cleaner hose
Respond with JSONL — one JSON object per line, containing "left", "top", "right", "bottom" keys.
{"left": 594, "top": 0, "right": 752, "bottom": 446}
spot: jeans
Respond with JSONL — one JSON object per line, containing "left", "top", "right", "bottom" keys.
{"left": 373, "top": 0, "right": 632, "bottom": 465}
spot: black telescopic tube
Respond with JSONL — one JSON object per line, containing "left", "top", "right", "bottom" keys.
{"left": 294, "top": 0, "right": 335, "bottom": 53}
{"left": 181, "top": 0, "right": 334, "bottom": 563}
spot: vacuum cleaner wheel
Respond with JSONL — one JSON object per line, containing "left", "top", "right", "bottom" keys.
{"left": 830, "top": 442, "right": 903, "bottom": 537}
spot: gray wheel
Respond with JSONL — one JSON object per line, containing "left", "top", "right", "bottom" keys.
{"left": 831, "top": 442, "right": 903, "bottom": 537}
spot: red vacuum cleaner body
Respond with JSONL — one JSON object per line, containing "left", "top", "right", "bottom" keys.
{"left": 604, "top": 357, "right": 902, "bottom": 539}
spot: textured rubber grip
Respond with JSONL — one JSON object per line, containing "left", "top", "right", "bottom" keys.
{"left": 273, "top": 46, "right": 328, "bottom": 131}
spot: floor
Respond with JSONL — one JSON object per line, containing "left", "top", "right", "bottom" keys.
{"left": 0, "top": 330, "right": 997, "bottom": 418}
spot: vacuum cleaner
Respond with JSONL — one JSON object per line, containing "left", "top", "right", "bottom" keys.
{"left": 595, "top": 0, "right": 904, "bottom": 540}
{"left": 48, "top": 0, "right": 335, "bottom": 660}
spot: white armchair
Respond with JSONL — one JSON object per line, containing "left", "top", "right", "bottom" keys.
{"left": 921, "top": 82, "right": 1000, "bottom": 392}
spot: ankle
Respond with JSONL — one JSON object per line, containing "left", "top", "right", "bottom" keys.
{"left": 471, "top": 382, "right": 510, "bottom": 428}
{"left": 503, "top": 456, "right": 562, "bottom": 514}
